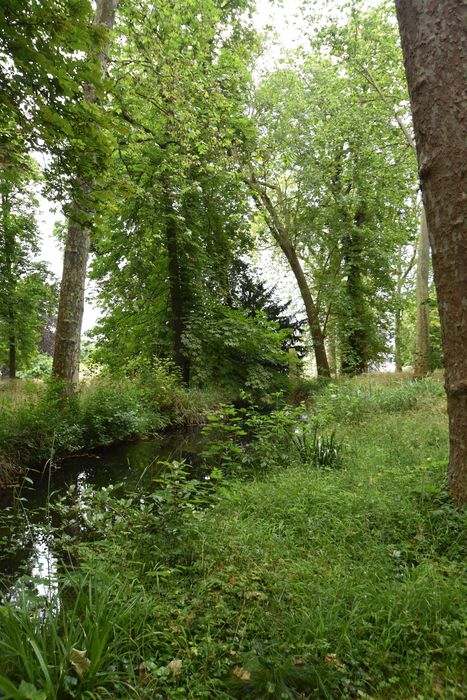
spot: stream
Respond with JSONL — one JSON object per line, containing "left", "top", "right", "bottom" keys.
{"left": 0, "top": 429, "right": 205, "bottom": 602}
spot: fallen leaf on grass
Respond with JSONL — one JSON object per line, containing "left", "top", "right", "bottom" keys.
{"left": 324, "top": 653, "right": 345, "bottom": 669}
{"left": 167, "top": 658, "right": 183, "bottom": 675}
{"left": 69, "top": 648, "right": 91, "bottom": 678}
{"left": 233, "top": 666, "right": 251, "bottom": 681}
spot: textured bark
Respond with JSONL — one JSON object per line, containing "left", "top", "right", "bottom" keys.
{"left": 395, "top": 0, "right": 466, "bottom": 504}
{"left": 52, "top": 208, "right": 91, "bottom": 386}
{"left": 164, "top": 193, "right": 190, "bottom": 384}
{"left": 413, "top": 209, "right": 430, "bottom": 378}
{"left": 52, "top": 0, "right": 118, "bottom": 388}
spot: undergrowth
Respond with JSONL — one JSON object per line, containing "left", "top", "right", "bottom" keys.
{"left": 0, "top": 367, "right": 227, "bottom": 486}
{"left": 0, "top": 374, "right": 465, "bottom": 699}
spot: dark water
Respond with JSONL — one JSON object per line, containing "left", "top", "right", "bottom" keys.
{"left": 0, "top": 430, "right": 204, "bottom": 601}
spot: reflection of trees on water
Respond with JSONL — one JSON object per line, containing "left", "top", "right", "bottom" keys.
{"left": 0, "top": 429, "right": 203, "bottom": 602}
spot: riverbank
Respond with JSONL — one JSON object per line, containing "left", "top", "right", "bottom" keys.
{"left": 1, "top": 374, "right": 464, "bottom": 699}
{"left": 0, "top": 370, "right": 227, "bottom": 488}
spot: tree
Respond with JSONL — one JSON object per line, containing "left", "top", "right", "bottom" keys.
{"left": 228, "top": 259, "right": 307, "bottom": 357}
{"left": 315, "top": 0, "right": 429, "bottom": 375}
{"left": 395, "top": 0, "right": 466, "bottom": 504}
{"left": 0, "top": 0, "right": 98, "bottom": 162}
{"left": 244, "top": 168, "right": 331, "bottom": 376}
{"left": 52, "top": 0, "right": 118, "bottom": 389}
{"left": 413, "top": 209, "right": 430, "bottom": 378}
{"left": 89, "top": 0, "right": 257, "bottom": 386}
{"left": 0, "top": 159, "right": 57, "bottom": 376}
{"left": 247, "top": 52, "right": 416, "bottom": 375}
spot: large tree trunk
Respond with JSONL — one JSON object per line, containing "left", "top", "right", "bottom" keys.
{"left": 52, "top": 205, "right": 91, "bottom": 386}
{"left": 395, "top": 0, "right": 466, "bottom": 504}
{"left": 413, "top": 208, "right": 430, "bottom": 378}
{"left": 52, "top": 0, "right": 117, "bottom": 389}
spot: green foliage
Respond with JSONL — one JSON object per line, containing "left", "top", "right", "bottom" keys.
{"left": 0, "top": 369, "right": 222, "bottom": 479}
{"left": 289, "top": 426, "right": 343, "bottom": 470}
{"left": 0, "top": 0, "right": 114, "bottom": 205}
{"left": 1, "top": 375, "right": 463, "bottom": 699}
{"left": 247, "top": 0, "right": 419, "bottom": 374}
{"left": 16, "top": 354, "right": 53, "bottom": 379}
{"left": 200, "top": 401, "right": 344, "bottom": 478}
{"left": 314, "top": 375, "right": 444, "bottom": 425}
{"left": 0, "top": 161, "right": 57, "bottom": 374}
{"left": 0, "top": 574, "right": 154, "bottom": 700}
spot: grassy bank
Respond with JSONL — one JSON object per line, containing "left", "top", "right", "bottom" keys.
{"left": 0, "top": 375, "right": 465, "bottom": 699}
{"left": 0, "top": 369, "right": 226, "bottom": 487}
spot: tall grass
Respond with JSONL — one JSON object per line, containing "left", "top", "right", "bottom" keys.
{"left": 0, "top": 574, "right": 156, "bottom": 699}
{"left": 1, "top": 374, "right": 464, "bottom": 699}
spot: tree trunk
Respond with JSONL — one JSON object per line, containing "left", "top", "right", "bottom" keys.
{"left": 340, "top": 214, "right": 368, "bottom": 376}
{"left": 395, "top": 0, "right": 466, "bottom": 504}
{"left": 8, "top": 308, "right": 16, "bottom": 379}
{"left": 394, "top": 258, "right": 403, "bottom": 372}
{"left": 278, "top": 238, "right": 330, "bottom": 377}
{"left": 413, "top": 208, "right": 430, "bottom": 378}
{"left": 164, "top": 192, "right": 190, "bottom": 384}
{"left": 52, "top": 207, "right": 91, "bottom": 387}
{"left": 394, "top": 308, "right": 403, "bottom": 372}
{"left": 52, "top": 0, "right": 118, "bottom": 389}
{"left": 246, "top": 175, "right": 330, "bottom": 376}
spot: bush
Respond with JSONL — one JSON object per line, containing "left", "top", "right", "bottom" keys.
{"left": 200, "top": 404, "right": 345, "bottom": 477}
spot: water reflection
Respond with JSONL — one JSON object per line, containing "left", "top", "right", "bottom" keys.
{"left": 0, "top": 429, "right": 203, "bottom": 600}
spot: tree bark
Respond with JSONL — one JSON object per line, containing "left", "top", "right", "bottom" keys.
{"left": 52, "top": 206, "right": 91, "bottom": 387}
{"left": 395, "top": 0, "right": 466, "bottom": 504}
{"left": 52, "top": 0, "right": 118, "bottom": 389}
{"left": 413, "top": 208, "right": 430, "bottom": 378}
